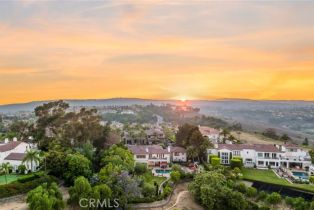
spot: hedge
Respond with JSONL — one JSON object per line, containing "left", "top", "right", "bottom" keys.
{"left": 231, "top": 157, "right": 243, "bottom": 169}
{"left": 211, "top": 157, "right": 221, "bottom": 166}
{"left": 0, "top": 175, "right": 58, "bottom": 198}
{"left": 208, "top": 154, "right": 218, "bottom": 163}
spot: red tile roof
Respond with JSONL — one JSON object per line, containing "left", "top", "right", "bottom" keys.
{"left": 170, "top": 146, "right": 186, "bottom": 153}
{"left": 0, "top": 141, "right": 22, "bottom": 152}
{"left": 128, "top": 145, "right": 170, "bottom": 154}
{"left": 199, "top": 126, "right": 220, "bottom": 135}
{"left": 4, "top": 153, "right": 26, "bottom": 161}
{"left": 217, "top": 144, "right": 281, "bottom": 153}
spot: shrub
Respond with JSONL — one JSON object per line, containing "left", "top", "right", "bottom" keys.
{"left": 26, "top": 182, "right": 64, "bottom": 210}
{"left": 234, "top": 183, "right": 247, "bottom": 193}
{"left": 246, "top": 187, "right": 257, "bottom": 198}
{"left": 162, "top": 186, "right": 172, "bottom": 198}
{"left": 134, "top": 163, "right": 147, "bottom": 175}
{"left": 266, "top": 192, "right": 281, "bottom": 205}
{"left": 211, "top": 157, "right": 221, "bottom": 166}
{"left": 0, "top": 175, "right": 57, "bottom": 198}
{"left": 17, "top": 165, "right": 27, "bottom": 174}
{"left": 170, "top": 171, "right": 181, "bottom": 183}
{"left": 208, "top": 154, "right": 218, "bottom": 163}
{"left": 142, "top": 183, "right": 155, "bottom": 197}
{"left": 310, "top": 176, "right": 314, "bottom": 183}
{"left": 230, "top": 157, "right": 242, "bottom": 169}
{"left": 257, "top": 191, "right": 267, "bottom": 201}
{"left": 17, "top": 174, "right": 38, "bottom": 183}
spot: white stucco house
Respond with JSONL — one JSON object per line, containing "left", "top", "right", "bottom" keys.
{"left": 0, "top": 138, "right": 38, "bottom": 172}
{"left": 208, "top": 143, "right": 311, "bottom": 170}
{"left": 128, "top": 145, "right": 187, "bottom": 167}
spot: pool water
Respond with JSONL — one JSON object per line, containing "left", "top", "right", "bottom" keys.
{"left": 292, "top": 171, "right": 309, "bottom": 179}
{"left": 155, "top": 169, "right": 171, "bottom": 174}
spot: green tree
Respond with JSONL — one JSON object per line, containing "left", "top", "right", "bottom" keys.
{"left": 23, "top": 149, "right": 41, "bottom": 172}
{"left": 170, "top": 171, "right": 181, "bottom": 183}
{"left": 45, "top": 148, "right": 67, "bottom": 177}
{"left": 18, "top": 164, "right": 27, "bottom": 174}
{"left": 266, "top": 192, "right": 281, "bottom": 206}
{"left": 64, "top": 153, "right": 92, "bottom": 185}
{"left": 0, "top": 162, "right": 12, "bottom": 184}
{"left": 9, "top": 120, "right": 33, "bottom": 141}
{"left": 68, "top": 176, "right": 92, "bottom": 206}
{"left": 101, "top": 145, "right": 134, "bottom": 172}
{"left": 26, "top": 182, "right": 64, "bottom": 210}
{"left": 303, "top": 138, "right": 309, "bottom": 146}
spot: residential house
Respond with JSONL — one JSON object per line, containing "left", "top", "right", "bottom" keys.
{"left": 199, "top": 126, "right": 220, "bottom": 143}
{"left": 128, "top": 145, "right": 187, "bottom": 167}
{"left": 208, "top": 143, "right": 311, "bottom": 170}
{"left": 0, "top": 138, "right": 38, "bottom": 172}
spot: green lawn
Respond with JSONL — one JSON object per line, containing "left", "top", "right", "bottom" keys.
{"left": 139, "top": 171, "right": 166, "bottom": 186}
{"left": 0, "top": 174, "right": 28, "bottom": 185}
{"left": 242, "top": 168, "right": 314, "bottom": 193}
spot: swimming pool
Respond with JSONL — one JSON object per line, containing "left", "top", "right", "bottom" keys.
{"left": 155, "top": 169, "right": 171, "bottom": 174}
{"left": 292, "top": 171, "right": 309, "bottom": 180}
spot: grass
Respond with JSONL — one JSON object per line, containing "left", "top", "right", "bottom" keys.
{"left": 0, "top": 174, "right": 29, "bottom": 185}
{"left": 139, "top": 171, "right": 166, "bottom": 186}
{"left": 242, "top": 168, "right": 314, "bottom": 193}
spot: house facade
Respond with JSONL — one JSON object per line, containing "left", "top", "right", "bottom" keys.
{"left": 208, "top": 143, "right": 311, "bottom": 170}
{"left": 0, "top": 139, "right": 38, "bottom": 172}
{"left": 128, "top": 145, "right": 187, "bottom": 167}
{"left": 199, "top": 126, "right": 220, "bottom": 143}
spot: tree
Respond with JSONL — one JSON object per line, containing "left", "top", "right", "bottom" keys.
{"left": 64, "top": 153, "right": 92, "bottom": 185}
{"left": 303, "top": 138, "right": 309, "bottom": 146}
{"left": 134, "top": 163, "right": 147, "bottom": 175}
{"left": 92, "top": 184, "right": 112, "bottom": 201}
{"left": 9, "top": 120, "right": 33, "bottom": 140}
{"left": 170, "top": 171, "right": 181, "bottom": 182}
{"left": 280, "top": 134, "right": 291, "bottom": 142}
{"left": 263, "top": 128, "right": 279, "bottom": 140}
{"left": 220, "top": 128, "right": 230, "bottom": 144}
{"left": 45, "top": 147, "right": 67, "bottom": 177}
{"left": 101, "top": 145, "right": 135, "bottom": 172}
{"left": 23, "top": 149, "right": 41, "bottom": 172}
{"left": 26, "top": 182, "right": 64, "bottom": 210}
{"left": 0, "top": 162, "right": 12, "bottom": 184}
{"left": 18, "top": 164, "right": 27, "bottom": 174}
{"left": 68, "top": 176, "right": 92, "bottom": 205}
{"left": 266, "top": 192, "right": 281, "bottom": 206}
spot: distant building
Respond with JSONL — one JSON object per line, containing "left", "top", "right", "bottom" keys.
{"left": 208, "top": 143, "right": 311, "bottom": 169}
{"left": 199, "top": 126, "right": 220, "bottom": 143}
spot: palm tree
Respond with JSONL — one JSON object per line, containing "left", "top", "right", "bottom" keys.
{"left": 22, "top": 149, "right": 40, "bottom": 172}
{"left": 0, "top": 163, "right": 12, "bottom": 184}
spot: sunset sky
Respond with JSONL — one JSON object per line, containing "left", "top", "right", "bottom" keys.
{"left": 1, "top": 1, "right": 314, "bottom": 104}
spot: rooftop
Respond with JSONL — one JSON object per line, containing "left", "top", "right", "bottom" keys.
{"left": 217, "top": 144, "right": 281, "bottom": 153}
{"left": 4, "top": 152, "right": 26, "bottom": 161}
{"left": 0, "top": 141, "right": 22, "bottom": 152}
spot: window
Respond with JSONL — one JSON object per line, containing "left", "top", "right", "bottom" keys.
{"left": 272, "top": 153, "right": 277, "bottom": 159}
{"left": 221, "top": 152, "right": 229, "bottom": 164}
{"left": 258, "top": 161, "right": 264, "bottom": 165}
{"left": 136, "top": 155, "right": 146, "bottom": 159}
{"left": 233, "top": 150, "right": 240, "bottom": 156}
{"left": 245, "top": 159, "right": 253, "bottom": 164}
{"left": 264, "top": 153, "right": 270, "bottom": 158}
{"left": 174, "top": 152, "right": 180, "bottom": 156}
{"left": 258, "top": 153, "right": 263, "bottom": 158}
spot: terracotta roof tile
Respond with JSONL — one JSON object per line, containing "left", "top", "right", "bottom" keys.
{"left": 4, "top": 153, "right": 26, "bottom": 161}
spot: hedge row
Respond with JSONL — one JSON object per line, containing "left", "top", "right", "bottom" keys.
{"left": 0, "top": 175, "right": 58, "bottom": 198}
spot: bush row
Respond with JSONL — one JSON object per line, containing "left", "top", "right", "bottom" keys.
{"left": 0, "top": 175, "right": 58, "bottom": 198}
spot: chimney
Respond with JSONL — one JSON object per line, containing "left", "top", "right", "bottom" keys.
{"left": 13, "top": 137, "right": 17, "bottom": 142}
{"left": 167, "top": 146, "right": 171, "bottom": 153}
{"left": 4, "top": 138, "right": 9, "bottom": 143}
{"left": 145, "top": 147, "right": 149, "bottom": 153}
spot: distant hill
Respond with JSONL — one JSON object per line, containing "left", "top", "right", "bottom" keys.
{"left": 0, "top": 98, "right": 175, "bottom": 113}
